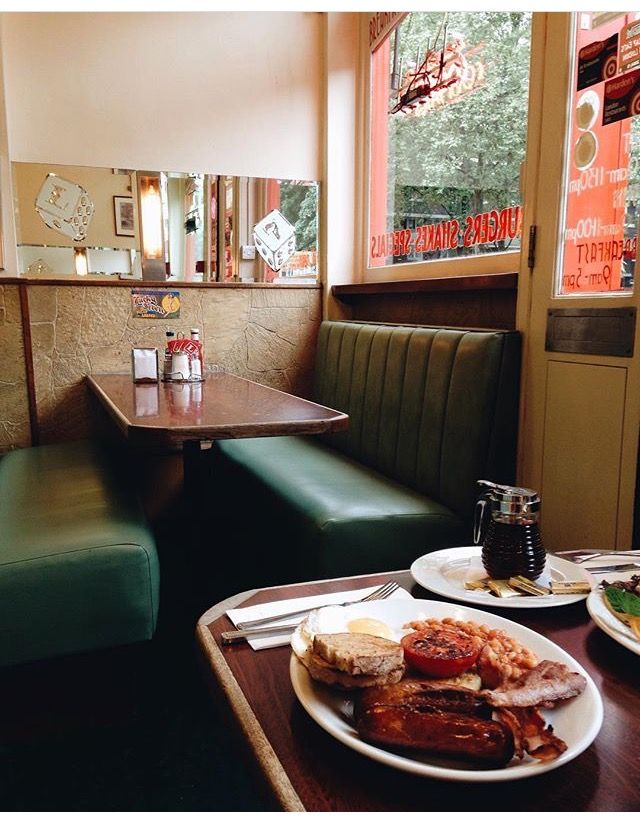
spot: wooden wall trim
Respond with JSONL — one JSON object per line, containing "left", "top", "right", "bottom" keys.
{"left": 332, "top": 272, "right": 518, "bottom": 299}
{"left": 0, "top": 277, "right": 321, "bottom": 290}
{"left": 18, "top": 285, "right": 39, "bottom": 445}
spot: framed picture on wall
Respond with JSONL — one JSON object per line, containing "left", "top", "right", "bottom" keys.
{"left": 114, "top": 196, "right": 135, "bottom": 237}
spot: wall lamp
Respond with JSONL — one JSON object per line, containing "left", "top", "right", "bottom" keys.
{"left": 74, "top": 247, "right": 88, "bottom": 276}
{"left": 137, "top": 171, "right": 166, "bottom": 279}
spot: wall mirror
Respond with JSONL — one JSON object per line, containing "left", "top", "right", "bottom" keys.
{"left": 12, "top": 161, "right": 319, "bottom": 283}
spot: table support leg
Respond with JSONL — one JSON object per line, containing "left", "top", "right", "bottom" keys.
{"left": 183, "top": 438, "right": 204, "bottom": 502}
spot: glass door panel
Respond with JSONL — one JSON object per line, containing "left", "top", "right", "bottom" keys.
{"left": 558, "top": 12, "right": 640, "bottom": 295}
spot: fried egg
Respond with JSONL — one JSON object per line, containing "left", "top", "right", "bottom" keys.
{"left": 290, "top": 605, "right": 401, "bottom": 660}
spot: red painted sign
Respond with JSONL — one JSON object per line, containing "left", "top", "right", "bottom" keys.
{"left": 370, "top": 206, "right": 521, "bottom": 260}
{"left": 562, "top": 15, "right": 633, "bottom": 294}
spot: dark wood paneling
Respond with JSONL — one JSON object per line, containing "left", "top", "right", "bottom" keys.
{"left": 333, "top": 272, "right": 517, "bottom": 296}
{"left": 345, "top": 290, "right": 517, "bottom": 329}
{"left": 332, "top": 274, "right": 518, "bottom": 329}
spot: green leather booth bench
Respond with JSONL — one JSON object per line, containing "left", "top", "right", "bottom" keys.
{"left": 209, "top": 320, "right": 521, "bottom": 586}
{"left": 0, "top": 439, "right": 160, "bottom": 667}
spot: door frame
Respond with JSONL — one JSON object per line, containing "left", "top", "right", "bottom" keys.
{"left": 516, "top": 12, "right": 640, "bottom": 549}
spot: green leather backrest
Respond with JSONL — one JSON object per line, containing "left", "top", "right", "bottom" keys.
{"left": 314, "top": 321, "right": 521, "bottom": 519}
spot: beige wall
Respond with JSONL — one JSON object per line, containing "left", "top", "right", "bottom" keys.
{"left": 1, "top": 12, "right": 323, "bottom": 181}
{"left": 27, "top": 284, "right": 321, "bottom": 445}
{"left": 323, "top": 12, "right": 361, "bottom": 320}
{"left": 0, "top": 18, "right": 16, "bottom": 276}
{"left": 0, "top": 284, "right": 30, "bottom": 451}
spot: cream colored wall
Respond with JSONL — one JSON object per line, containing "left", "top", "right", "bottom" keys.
{"left": 0, "top": 18, "right": 16, "bottom": 276}
{"left": 13, "top": 163, "right": 137, "bottom": 250}
{"left": 1, "top": 12, "right": 323, "bottom": 182}
{"left": 323, "top": 12, "right": 361, "bottom": 320}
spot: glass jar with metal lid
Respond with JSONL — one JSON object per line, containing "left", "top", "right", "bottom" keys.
{"left": 473, "top": 479, "right": 546, "bottom": 580}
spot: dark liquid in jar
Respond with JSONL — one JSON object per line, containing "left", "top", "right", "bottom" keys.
{"left": 481, "top": 520, "right": 546, "bottom": 580}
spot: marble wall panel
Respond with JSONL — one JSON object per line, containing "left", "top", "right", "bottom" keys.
{"left": 0, "top": 285, "right": 30, "bottom": 451}
{"left": 26, "top": 284, "right": 322, "bottom": 445}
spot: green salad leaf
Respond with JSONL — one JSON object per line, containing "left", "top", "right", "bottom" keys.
{"left": 605, "top": 585, "right": 640, "bottom": 617}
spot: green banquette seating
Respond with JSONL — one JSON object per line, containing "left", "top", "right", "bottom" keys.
{"left": 209, "top": 320, "right": 521, "bottom": 585}
{"left": 0, "top": 439, "right": 159, "bottom": 666}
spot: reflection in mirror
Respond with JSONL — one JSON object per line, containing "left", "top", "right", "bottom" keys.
{"left": 12, "top": 162, "right": 319, "bottom": 283}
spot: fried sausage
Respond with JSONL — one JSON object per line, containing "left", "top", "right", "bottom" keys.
{"left": 356, "top": 680, "right": 490, "bottom": 721}
{"left": 356, "top": 704, "right": 515, "bottom": 766}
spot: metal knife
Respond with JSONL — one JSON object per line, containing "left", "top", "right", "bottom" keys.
{"left": 584, "top": 563, "right": 640, "bottom": 573}
{"left": 220, "top": 622, "right": 298, "bottom": 645}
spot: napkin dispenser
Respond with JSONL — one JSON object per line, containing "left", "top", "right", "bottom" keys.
{"left": 131, "top": 347, "right": 159, "bottom": 383}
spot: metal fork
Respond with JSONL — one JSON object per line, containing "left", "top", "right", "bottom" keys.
{"left": 233, "top": 580, "right": 400, "bottom": 630}
{"left": 571, "top": 550, "right": 640, "bottom": 563}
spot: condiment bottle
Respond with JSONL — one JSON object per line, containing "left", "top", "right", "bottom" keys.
{"left": 163, "top": 330, "right": 175, "bottom": 380}
{"left": 190, "top": 328, "right": 204, "bottom": 379}
{"left": 473, "top": 480, "right": 546, "bottom": 580}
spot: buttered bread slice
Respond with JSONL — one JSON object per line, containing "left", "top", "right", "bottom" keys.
{"left": 312, "top": 632, "right": 405, "bottom": 677}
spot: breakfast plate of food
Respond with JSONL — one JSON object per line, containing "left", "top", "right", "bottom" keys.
{"left": 410, "top": 547, "right": 593, "bottom": 608}
{"left": 587, "top": 572, "right": 640, "bottom": 656}
{"left": 289, "top": 598, "right": 602, "bottom": 782}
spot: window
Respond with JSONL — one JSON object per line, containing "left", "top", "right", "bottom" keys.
{"left": 368, "top": 12, "right": 532, "bottom": 272}
{"left": 557, "top": 11, "right": 640, "bottom": 295}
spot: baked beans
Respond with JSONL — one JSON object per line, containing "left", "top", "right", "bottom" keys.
{"left": 404, "top": 617, "right": 538, "bottom": 683}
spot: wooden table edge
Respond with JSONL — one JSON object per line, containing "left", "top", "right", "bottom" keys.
{"left": 195, "top": 572, "right": 397, "bottom": 811}
{"left": 196, "top": 588, "right": 304, "bottom": 813}
{"left": 86, "top": 374, "right": 132, "bottom": 438}
{"left": 86, "top": 372, "right": 349, "bottom": 447}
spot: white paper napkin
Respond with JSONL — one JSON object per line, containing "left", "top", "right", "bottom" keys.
{"left": 225, "top": 584, "right": 413, "bottom": 650}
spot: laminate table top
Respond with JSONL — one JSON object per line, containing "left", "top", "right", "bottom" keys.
{"left": 196, "top": 569, "right": 640, "bottom": 812}
{"left": 86, "top": 372, "right": 348, "bottom": 447}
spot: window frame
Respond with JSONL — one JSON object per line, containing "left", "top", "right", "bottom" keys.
{"left": 358, "top": 12, "right": 531, "bottom": 283}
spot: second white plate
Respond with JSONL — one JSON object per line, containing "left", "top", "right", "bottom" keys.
{"left": 587, "top": 576, "right": 640, "bottom": 656}
{"left": 410, "top": 546, "right": 593, "bottom": 608}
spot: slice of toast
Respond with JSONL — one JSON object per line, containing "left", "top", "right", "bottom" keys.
{"left": 306, "top": 650, "right": 404, "bottom": 689}
{"left": 312, "top": 632, "right": 404, "bottom": 677}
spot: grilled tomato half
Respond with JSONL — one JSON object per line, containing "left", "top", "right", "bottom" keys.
{"left": 401, "top": 628, "right": 481, "bottom": 678}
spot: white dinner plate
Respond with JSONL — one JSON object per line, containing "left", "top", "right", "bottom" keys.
{"left": 410, "top": 546, "right": 593, "bottom": 608}
{"left": 587, "top": 574, "right": 640, "bottom": 656}
{"left": 289, "top": 598, "right": 602, "bottom": 782}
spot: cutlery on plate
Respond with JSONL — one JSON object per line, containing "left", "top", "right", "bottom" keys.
{"left": 233, "top": 580, "right": 400, "bottom": 630}
{"left": 584, "top": 563, "right": 640, "bottom": 574}
{"left": 220, "top": 622, "right": 302, "bottom": 645}
{"left": 571, "top": 551, "right": 640, "bottom": 564}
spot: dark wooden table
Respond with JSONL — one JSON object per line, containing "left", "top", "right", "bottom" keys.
{"left": 86, "top": 372, "right": 348, "bottom": 448}
{"left": 196, "top": 569, "right": 640, "bottom": 812}
{"left": 86, "top": 372, "right": 348, "bottom": 497}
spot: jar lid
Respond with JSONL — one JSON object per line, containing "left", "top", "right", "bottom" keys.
{"left": 477, "top": 480, "right": 540, "bottom": 515}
